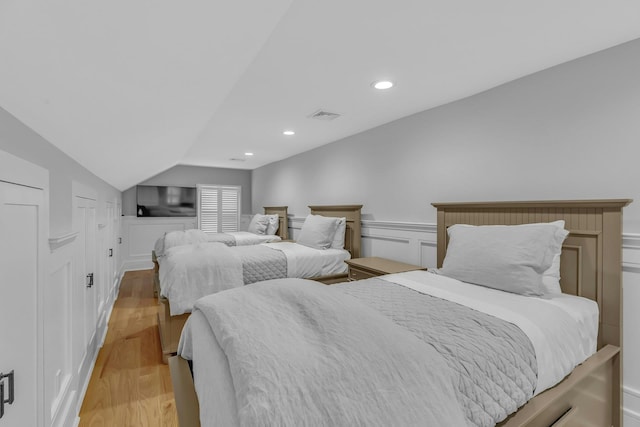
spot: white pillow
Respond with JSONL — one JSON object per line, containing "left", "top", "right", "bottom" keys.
{"left": 539, "top": 219, "right": 568, "bottom": 294}
{"left": 247, "top": 214, "right": 270, "bottom": 235}
{"left": 297, "top": 214, "right": 340, "bottom": 250}
{"left": 439, "top": 221, "right": 569, "bottom": 296}
{"left": 331, "top": 217, "right": 346, "bottom": 249}
{"left": 542, "top": 254, "right": 562, "bottom": 294}
{"left": 266, "top": 214, "right": 279, "bottom": 235}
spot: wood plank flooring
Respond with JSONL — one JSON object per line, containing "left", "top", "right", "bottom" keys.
{"left": 79, "top": 269, "right": 179, "bottom": 426}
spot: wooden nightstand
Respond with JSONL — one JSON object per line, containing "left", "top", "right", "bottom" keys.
{"left": 345, "top": 257, "right": 426, "bottom": 281}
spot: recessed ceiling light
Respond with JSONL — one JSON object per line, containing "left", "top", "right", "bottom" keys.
{"left": 244, "top": 152, "right": 254, "bottom": 156}
{"left": 283, "top": 130, "right": 295, "bottom": 136}
{"left": 372, "top": 80, "right": 394, "bottom": 90}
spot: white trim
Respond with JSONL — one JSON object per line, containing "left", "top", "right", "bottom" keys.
{"left": 362, "top": 234, "right": 410, "bottom": 244}
{"left": 49, "top": 231, "right": 79, "bottom": 252}
{"left": 361, "top": 220, "right": 436, "bottom": 233}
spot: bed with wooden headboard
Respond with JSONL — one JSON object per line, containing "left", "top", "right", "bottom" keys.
{"left": 152, "top": 206, "right": 289, "bottom": 296}
{"left": 169, "top": 199, "right": 629, "bottom": 427}
{"left": 309, "top": 204, "right": 362, "bottom": 284}
{"left": 433, "top": 199, "right": 630, "bottom": 427}
{"left": 156, "top": 204, "right": 361, "bottom": 362}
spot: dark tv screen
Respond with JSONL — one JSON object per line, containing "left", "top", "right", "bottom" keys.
{"left": 136, "top": 185, "right": 196, "bottom": 217}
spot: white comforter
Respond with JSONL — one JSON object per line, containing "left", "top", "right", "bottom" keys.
{"left": 382, "top": 270, "right": 599, "bottom": 395}
{"left": 180, "top": 279, "right": 468, "bottom": 427}
{"left": 261, "top": 242, "right": 350, "bottom": 277}
{"left": 159, "top": 242, "right": 350, "bottom": 315}
{"left": 159, "top": 242, "right": 243, "bottom": 315}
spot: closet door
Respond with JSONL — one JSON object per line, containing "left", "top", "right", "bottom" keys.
{"left": 0, "top": 181, "right": 46, "bottom": 426}
{"left": 76, "top": 196, "right": 97, "bottom": 349}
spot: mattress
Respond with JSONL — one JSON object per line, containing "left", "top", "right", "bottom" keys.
{"left": 178, "top": 271, "right": 598, "bottom": 427}
{"left": 159, "top": 242, "right": 350, "bottom": 315}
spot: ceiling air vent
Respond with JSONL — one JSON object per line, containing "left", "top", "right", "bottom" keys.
{"left": 309, "top": 109, "right": 341, "bottom": 121}
{"left": 229, "top": 158, "right": 246, "bottom": 162}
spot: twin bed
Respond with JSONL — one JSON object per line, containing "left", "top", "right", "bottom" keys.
{"left": 155, "top": 205, "right": 363, "bottom": 362}
{"left": 169, "top": 199, "right": 630, "bottom": 427}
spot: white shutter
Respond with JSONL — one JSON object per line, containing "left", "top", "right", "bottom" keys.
{"left": 220, "top": 187, "right": 240, "bottom": 232}
{"left": 197, "top": 185, "right": 241, "bottom": 233}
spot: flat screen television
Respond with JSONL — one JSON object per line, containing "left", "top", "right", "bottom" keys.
{"left": 136, "top": 185, "right": 197, "bottom": 217}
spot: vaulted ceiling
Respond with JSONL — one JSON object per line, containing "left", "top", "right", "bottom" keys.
{"left": 2, "top": 1, "right": 640, "bottom": 191}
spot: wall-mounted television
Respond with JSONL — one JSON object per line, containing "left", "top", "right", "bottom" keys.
{"left": 136, "top": 185, "right": 197, "bottom": 217}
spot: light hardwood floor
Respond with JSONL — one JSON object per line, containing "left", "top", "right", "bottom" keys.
{"left": 79, "top": 269, "right": 179, "bottom": 426}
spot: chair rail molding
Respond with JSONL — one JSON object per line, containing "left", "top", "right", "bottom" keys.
{"left": 49, "top": 231, "right": 79, "bottom": 252}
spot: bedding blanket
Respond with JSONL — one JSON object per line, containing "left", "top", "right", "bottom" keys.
{"left": 337, "top": 278, "right": 537, "bottom": 426}
{"left": 191, "top": 279, "right": 468, "bottom": 427}
{"left": 155, "top": 229, "right": 210, "bottom": 257}
{"left": 159, "top": 242, "right": 244, "bottom": 315}
{"left": 159, "top": 244, "right": 287, "bottom": 314}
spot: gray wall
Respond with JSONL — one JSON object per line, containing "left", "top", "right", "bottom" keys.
{"left": 253, "top": 38, "right": 640, "bottom": 232}
{"left": 121, "top": 165, "right": 252, "bottom": 216}
{"left": 0, "top": 107, "right": 121, "bottom": 235}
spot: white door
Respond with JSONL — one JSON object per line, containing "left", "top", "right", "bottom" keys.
{"left": 0, "top": 181, "right": 46, "bottom": 426}
{"left": 76, "top": 197, "right": 97, "bottom": 348}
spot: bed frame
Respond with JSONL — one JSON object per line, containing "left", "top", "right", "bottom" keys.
{"left": 157, "top": 205, "right": 361, "bottom": 363}
{"left": 170, "top": 199, "right": 630, "bottom": 427}
{"left": 433, "top": 199, "right": 630, "bottom": 427}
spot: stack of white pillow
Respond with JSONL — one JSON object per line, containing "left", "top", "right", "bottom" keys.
{"left": 438, "top": 220, "right": 569, "bottom": 296}
{"left": 247, "top": 214, "right": 280, "bottom": 235}
{"left": 296, "top": 214, "right": 347, "bottom": 250}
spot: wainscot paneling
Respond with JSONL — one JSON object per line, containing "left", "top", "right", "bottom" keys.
{"left": 120, "top": 216, "right": 197, "bottom": 272}
{"left": 46, "top": 217, "right": 122, "bottom": 427}
{"left": 623, "top": 233, "right": 640, "bottom": 426}
{"left": 47, "top": 235, "right": 76, "bottom": 427}
{"left": 119, "top": 215, "right": 254, "bottom": 273}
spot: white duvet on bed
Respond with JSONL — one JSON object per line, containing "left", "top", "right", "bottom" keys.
{"left": 262, "top": 242, "right": 350, "bottom": 277}
{"left": 159, "top": 242, "right": 350, "bottom": 315}
{"left": 179, "top": 270, "right": 600, "bottom": 426}
{"left": 381, "top": 270, "right": 599, "bottom": 395}
{"left": 159, "top": 243, "right": 244, "bottom": 315}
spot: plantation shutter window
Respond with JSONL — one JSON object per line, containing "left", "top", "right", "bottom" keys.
{"left": 197, "top": 185, "right": 241, "bottom": 233}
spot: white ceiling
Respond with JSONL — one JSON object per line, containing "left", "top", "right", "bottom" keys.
{"left": 2, "top": 1, "right": 640, "bottom": 191}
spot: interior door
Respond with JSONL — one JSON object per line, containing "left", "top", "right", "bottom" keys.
{"left": 0, "top": 181, "right": 46, "bottom": 426}
{"left": 76, "top": 196, "right": 97, "bottom": 349}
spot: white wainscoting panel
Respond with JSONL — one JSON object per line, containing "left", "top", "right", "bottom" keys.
{"left": 46, "top": 240, "right": 74, "bottom": 427}
{"left": 623, "top": 234, "right": 640, "bottom": 426}
{"left": 361, "top": 220, "right": 437, "bottom": 267}
{"left": 120, "top": 216, "right": 197, "bottom": 272}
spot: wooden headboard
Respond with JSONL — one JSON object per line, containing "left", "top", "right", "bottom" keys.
{"left": 432, "top": 199, "right": 631, "bottom": 350}
{"left": 264, "top": 206, "right": 289, "bottom": 240}
{"left": 309, "top": 205, "right": 362, "bottom": 258}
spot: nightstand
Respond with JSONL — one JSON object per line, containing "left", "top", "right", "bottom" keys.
{"left": 345, "top": 257, "right": 426, "bottom": 281}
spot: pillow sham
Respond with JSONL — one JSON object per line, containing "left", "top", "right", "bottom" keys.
{"left": 439, "top": 221, "right": 569, "bottom": 296}
{"left": 537, "top": 220, "right": 566, "bottom": 294}
{"left": 248, "top": 214, "right": 270, "bottom": 235}
{"left": 266, "top": 214, "right": 279, "bottom": 235}
{"left": 297, "top": 214, "right": 340, "bottom": 250}
{"left": 542, "top": 254, "right": 562, "bottom": 294}
{"left": 331, "top": 217, "right": 347, "bottom": 249}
